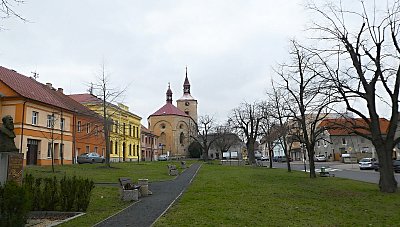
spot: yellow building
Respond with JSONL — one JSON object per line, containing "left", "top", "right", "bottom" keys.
{"left": 148, "top": 68, "right": 197, "bottom": 158}
{"left": 69, "top": 94, "right": 142, "bottom": 162}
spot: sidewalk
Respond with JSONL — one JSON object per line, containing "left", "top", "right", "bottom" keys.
{"left": 94, "top": 162, "right": 202, "bottom": 227}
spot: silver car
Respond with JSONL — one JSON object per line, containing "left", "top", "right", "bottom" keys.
{"left": 359, "top": 158, "right": 377, "bottom": 170}
{"left": 77, "top": 152, "right": 105, "bottom": 164}
{"left": 314, "top": 154, "right": 327, "bottom": 162}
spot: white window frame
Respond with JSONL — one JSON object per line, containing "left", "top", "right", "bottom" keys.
{"left": 46, "top": 115, "right": 53, "bottom": 128}
{"left": 77, "top": 121, "right": 82, "bottom": 132}
{"left": 60, "top": 118, "right": 65, "bottom": 131}
{"left": 86, "top": 123, "right": 91, "bottom": 134}
{"left": 32, "top": 111, "right": 39, "bottom": 125}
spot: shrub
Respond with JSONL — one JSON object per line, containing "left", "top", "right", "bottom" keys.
{"left": 0, "top": 181, "right": 31, "bottom": 227}
{"left": 23, "top": 174, "right": 95, "bottom": 212}
{"left": 188, "top": 141, "right": 202, "bottom": 158}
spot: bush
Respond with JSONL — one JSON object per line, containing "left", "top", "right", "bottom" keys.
{"left": 188, "top": 141, "right": 202, "bottom": 158}
{"left": 23, "top": 174, "right": 95, "bottom": 212}
{"left": 0, "top": 181, "right": 31, "bottom": 227}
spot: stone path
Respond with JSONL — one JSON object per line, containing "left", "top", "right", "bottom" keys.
{"left": 94, "top": 162, "right": 202, "bottom": 227}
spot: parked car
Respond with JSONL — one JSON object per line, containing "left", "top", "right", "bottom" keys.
{"left": 374, "top": 159, "right": 400, "bottom": 173}
{"left": 158, "top": 154, "right": 169, "bottom": 161}
{"left": 358, "top": 158, "right": 377, "bottom": 170}
{"left": 314, "top": 154, "right": 327, "bottom": 162}
{"left": 77, "top": 152, "right": 105, "bottom": 164}
{"left": 261, "top": 156, "right": 269, "bottom": 161}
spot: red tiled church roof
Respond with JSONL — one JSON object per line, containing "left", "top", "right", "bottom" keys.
{"left": 319, "top": 118, "right": 390, "bottom": 136}
{"left": 148, "top": 103, "right": 189, "bottom": 118}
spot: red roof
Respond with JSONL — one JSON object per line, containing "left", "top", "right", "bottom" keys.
{"left": 148, "top": 103, "right": 189, "bottom": 118}
{"left": 68, "top": 93, "right": 101, "bottom": 103}
{"left": 0, "top": 66, "right": 70, "bottom": 109}
{"left": 319, "top": 118, "right": 390, "bottom": 136}
{"left": 0, "top": 66, "right": 97, "bottom": 116}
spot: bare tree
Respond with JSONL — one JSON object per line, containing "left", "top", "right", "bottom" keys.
{"left": 190, "top": 115, "right": 219, "bottom": 161}
{"left": 307, "top": 1, "right": 400, "bottom": 192}
{"left": 212, "top": 125, "right": 240, "bottom": 159}
{"left": 1, "top": 0, "right": 25, "bottom": 24}
{"left": 265, "top": 84, "right": 294, "bottom": 171}
{"left": 276, "top": 40, "right": 335, "bottom": 178}
{"left": 229, "top": 101, "right": 266, "bottom": 165}
{"left": 91, "top": 63, "right": 127, "bottom": 167}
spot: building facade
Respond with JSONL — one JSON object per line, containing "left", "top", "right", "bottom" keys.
{"left": 147, "top": 69, "right": 197, "bottom": 158}
{"left": 0, "top": 66, "right": 105, "bottom": 165}
{"left": 69, "top": 94, "right": 142, "bottom": 162}
{"left": 140, "top": 125, "right": 159, "bottom": 161}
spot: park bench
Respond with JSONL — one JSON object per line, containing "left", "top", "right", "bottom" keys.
{"left": 168, "top": 164, "right": 179, "bottom": 176}
{"left": 181, "top": 161, "right": 187, "bottom": 169}
{"left": 319, "top": 167, "right": 335, "bottom": 177}
{"left": 119, "top": 177, "right": 141, "bottom": 201}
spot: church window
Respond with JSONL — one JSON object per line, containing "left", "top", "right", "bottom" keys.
{"left": 161, "top": 123, "right": 166, "bottom": 129}
{"left": 180, "top": 132, "right": 185, "bottom": 145}
{"left": 179, "top": 124, "right": 183, "bottom": 129}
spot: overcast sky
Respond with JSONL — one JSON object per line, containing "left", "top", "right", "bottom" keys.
{"left": 0, "top": 0, "right": 323, "bottom": 125}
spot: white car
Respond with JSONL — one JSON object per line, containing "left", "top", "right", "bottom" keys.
{"left": 314, "top": 154, "right": 327, "bottom": 162}
{"left": 359, "top": 158, "right": 377, "bottom": 170}
{"left": 158, "top": 154, "right": 169, "bottom": 161}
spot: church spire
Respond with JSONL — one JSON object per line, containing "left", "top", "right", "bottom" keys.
{"left": 183, "top": 66, "right": 190, "bottom": 94}
{"left": 166, "top": 82, "right": 173, "bottom": 104}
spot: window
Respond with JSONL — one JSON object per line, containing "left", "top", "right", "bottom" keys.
{"left": 47, "top": 142, "right": 52, "bottom": 158}
{"left": 86, "top": 146, "right": 90, "bottom": 153}
{"left": 94, "top": 146, "right": 98, "bottom": 153}
{"left": 95, "top": 125, "right": 99, "bottom": 136}
{"left": 60, "top": 143, "right": 64, "bottom": 157}
{"left": 136, "top": 145, "right": 139, "bottom": 156}
{"left": 123, "top": 123, "right": 126, "bottom": 135}
{"left": 180, "top": 132, "right": 185, "bottom": 144}
{"left": 60, "top": 118, "right": 65, "bottom": 130}
{"left": 115, "top": 121, "right": 119, "bottom": 133}
{"left": 77, "top": 121, "right": 82, "bottom": 132}
{"left": 47, "top": 115, "right": 53, "bottom": 128}
{"left": 317, "top": 141, "right": 320, "bottom": 147}
{"left": 32, "top": 111, "right": 39, "bottom": 125}
{"left": 341, "top": 138, "right": 346, "bottom": 145}
{"left": 115, "top": 142, "right": 118, "bottom": 155}
{"left": 129, "top": 144, "right": 132, "bottom": 156}
{"left": 86, "top": 123, "right": 91, "bottom": 134}
{"left": 129, "top": 125, "right": 132, "bottom": 136}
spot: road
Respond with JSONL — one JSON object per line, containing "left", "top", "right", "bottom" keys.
{"left": 272, "top": 161, "right": 400, "bottom": 186}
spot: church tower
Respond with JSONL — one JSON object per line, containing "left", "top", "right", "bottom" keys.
{"left": 177, "top": 67, "right": 198, "bottom": 123}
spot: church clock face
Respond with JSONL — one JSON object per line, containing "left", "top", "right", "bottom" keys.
{"left": 185, "top": 101, "right": 190, "bottom": 106}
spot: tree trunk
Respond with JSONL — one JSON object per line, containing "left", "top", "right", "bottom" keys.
{"left": 268, "top": 144, "right": 273, "bottom": 168}
{"left": 247, "top": 139, "right": 256, "bottom": 164}
{"left": 307, "top": 145, "right": 316, "bottom": 178}
{"left": 375, "top": 142, "right": 397, "bottom": 192}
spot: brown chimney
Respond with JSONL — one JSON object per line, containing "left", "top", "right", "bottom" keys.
{"left": 57, "top": 88, "right": 64, "bottom": 93}
{"left": 46, "top": 83, "right": 53, "bottom": 88}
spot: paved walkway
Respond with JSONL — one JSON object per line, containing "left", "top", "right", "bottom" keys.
{"left": 94, "top": 162, "right": 202, "bottom": 227}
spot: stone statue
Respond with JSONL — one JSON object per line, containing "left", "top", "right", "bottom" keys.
{"left": 0, "top": 115, "right": 19, "bottom": 152}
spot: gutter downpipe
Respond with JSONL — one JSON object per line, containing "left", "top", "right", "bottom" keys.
{"left": 20, "top": 100, "right": 27, "bottom": 154}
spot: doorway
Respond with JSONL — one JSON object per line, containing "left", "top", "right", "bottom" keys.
{"left": 26, "top": 139, "right": 39, "bottom": 165}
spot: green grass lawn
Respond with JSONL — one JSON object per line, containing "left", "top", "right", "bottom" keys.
{"left": 155, "top": 164, "right": 400, "bottom": 226}
{"left": 24, "top": 160, "right": 191, "bottom": 227}
{"left": 25, "top": 160, "right": 191, "bottom": 183}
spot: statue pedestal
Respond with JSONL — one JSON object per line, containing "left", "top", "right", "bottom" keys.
{"left": 0, "top": 152, "right": 23, "bottom": 186}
